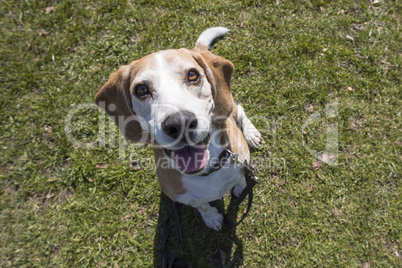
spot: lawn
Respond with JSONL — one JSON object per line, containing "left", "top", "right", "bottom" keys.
{"left": 0, "top": 0, "right": 400, "bottom": 267}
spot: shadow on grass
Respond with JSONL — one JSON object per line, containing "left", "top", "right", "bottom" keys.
{"left": 153, "top": 193, "right": 244, "bottom": 267}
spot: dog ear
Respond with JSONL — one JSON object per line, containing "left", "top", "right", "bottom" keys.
{"left": 95, "top": 63, "right": 149, "bottom": 144}
{"left": 190, "top": 48, "right": 235, "bottom": 121}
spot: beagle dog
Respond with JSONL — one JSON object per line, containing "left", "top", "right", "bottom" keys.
{"left": 95, "top": 27, "right": 262, "bottom": 230}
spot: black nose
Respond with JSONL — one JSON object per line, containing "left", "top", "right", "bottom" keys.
{"left": 162, "top": 111, "right": 198, "bottom": 141}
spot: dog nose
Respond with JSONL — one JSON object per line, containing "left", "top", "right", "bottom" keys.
{"left": 162, "top": 111, "right": 198, "bottom": 140}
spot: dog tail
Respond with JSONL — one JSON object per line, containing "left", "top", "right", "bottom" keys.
{"left": 195, "top": 27, "right": 229, "bottom": 51}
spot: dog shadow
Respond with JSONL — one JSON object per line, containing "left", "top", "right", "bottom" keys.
{"left": 153, "top": 193, "right": 244, "bottom": 267}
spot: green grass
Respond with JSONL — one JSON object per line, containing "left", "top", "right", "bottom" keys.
{"left": 1, "top": 0, "right": 400, "bottom": 267}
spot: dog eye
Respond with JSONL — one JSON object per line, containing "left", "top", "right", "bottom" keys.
{"left": 187, "top": 70, "right": 200, "bottom": 82}
{"left": 134, "top": 84, "right": 151, "bottom": 98}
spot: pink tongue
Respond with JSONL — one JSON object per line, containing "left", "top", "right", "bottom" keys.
{"left": 171, "top": 145, "right": 208, "bottom": 173}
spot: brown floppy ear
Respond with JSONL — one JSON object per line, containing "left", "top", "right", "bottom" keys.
{"left": 190, "top": 48, "right": 235, "bottom": 121}
{"left": 95, "top": 63, "right": 149, "bottom": 144}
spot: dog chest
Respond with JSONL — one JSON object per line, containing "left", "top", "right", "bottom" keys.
{"left": 177, "top": 162, "right": 244, "bottom": 204}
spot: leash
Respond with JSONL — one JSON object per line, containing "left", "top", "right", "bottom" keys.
{"left": 161, "top": 200, "right": 193, "bottom": 268}
{"left": 160, "top": 148, "right": 258, "bottom": 267}
{"left": 215, "top": 149, "right": 258, "bottom": 227}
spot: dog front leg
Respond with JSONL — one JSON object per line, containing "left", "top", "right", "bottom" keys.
{"left": 193, "top": 203, "right": 223, "bottom": 231}
{"left": 236, "top": 105, "right": 263, "bottom": 148}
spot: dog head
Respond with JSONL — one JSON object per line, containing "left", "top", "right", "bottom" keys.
{"left": 95, "top": 47, "right": 234, "bottom": 174}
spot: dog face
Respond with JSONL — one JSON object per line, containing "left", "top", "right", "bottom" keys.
{"left": 130, "top": 49, "right": 214, "bottom": 174}
{"left": 95, "top": 48, "right": 234, "bottom": 174}
{"left": 130, "top": 49, "right": 213, "bottom": 149}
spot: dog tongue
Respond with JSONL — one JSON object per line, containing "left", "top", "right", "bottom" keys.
{"left": 172, "top": 145, "right": 208, "bottom": 173}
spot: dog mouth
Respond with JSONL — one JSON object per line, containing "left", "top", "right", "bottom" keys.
{"left": 163, "top": 134, "right": 210, "bottom": 174}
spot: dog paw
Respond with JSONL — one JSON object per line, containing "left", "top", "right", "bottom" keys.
{"left": 232, "top": 184, "right": 246, "bottom": 198}
{"left": 244, "top": 126, "right": 263, "bottom": 148}
{"left": 201, "top": 210, "right": 223, "bottom": 231}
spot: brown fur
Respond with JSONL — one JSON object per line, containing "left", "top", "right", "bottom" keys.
{"left": 190, "top": 48, "right": 235, "bottom": 121}
{"left": 153, "top": 148, "right": 187, "bottom": 201}
{"left": 95, "top": 62, "right": 148, "bottom": 143}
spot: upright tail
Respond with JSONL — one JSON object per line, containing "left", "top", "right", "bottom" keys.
{"left": 195, "top": 27, "right": 230, "bottom": 51}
